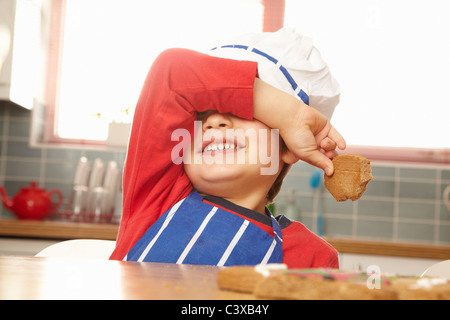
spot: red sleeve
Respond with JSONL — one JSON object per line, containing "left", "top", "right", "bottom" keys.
{"left": 110, "top": 48, "right": 258, "bottom": 260}
{"left": 282, "top": 221, "right": 339, "bottom": 269}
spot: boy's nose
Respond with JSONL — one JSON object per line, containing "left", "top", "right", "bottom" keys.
{"left": 202, "top": 112, "right": 233, "bottom": 131}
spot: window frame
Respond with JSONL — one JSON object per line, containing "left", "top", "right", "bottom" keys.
{"left": 41, "top": 0, "right": 449, "bottom": 164}
{"left": 41, "top": 0, "right": 107, "bottom": 147}
{"left": 41, "top": 0, "right": 275, "bottom": 148}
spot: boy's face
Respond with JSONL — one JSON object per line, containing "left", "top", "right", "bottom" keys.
{"left": 183, "top": 111, "right": 283, "bottom": 200}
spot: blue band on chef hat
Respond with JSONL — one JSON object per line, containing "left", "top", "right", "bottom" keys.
{"left": 211, "top": 45, "right": 310, "bottom": 106}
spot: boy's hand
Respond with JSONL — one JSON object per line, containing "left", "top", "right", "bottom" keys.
{"left": 280, "top": 104, "right": 346, "bottom": 176}
{"left": 253, "top": 78, "right": 346, "bottom": 175}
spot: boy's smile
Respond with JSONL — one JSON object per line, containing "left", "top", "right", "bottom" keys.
{"left": 182, "top": 111, "right": 285, "bottom": 214}
{"left": 185, "top": 111, "right": 279, "bottom": 168}
{"left": 200, "top": 135, "right": 245, "bottom": 157}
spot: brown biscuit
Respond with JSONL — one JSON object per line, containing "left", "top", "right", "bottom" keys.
{"left": 390, "top": 278, "right": 450, "bottom": 300}
{"left": 324, "top": 154, "right": 373, "bottom": 201}
{"left": 217, "top": 266, "right": 450, "bottom": 300}
{"left": 217, "top": 266, "right": 264, "bottom": 293}
{"left": 253, "top": 274, "right": 397, "bottom": 300}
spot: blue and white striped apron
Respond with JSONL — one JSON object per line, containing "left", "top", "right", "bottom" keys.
{"left": 124, "top": 191, "right": 283, "bottom": 266}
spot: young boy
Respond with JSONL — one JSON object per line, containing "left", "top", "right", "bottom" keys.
{"left": 110, "top": 29, "right": 346, "bottom": 268}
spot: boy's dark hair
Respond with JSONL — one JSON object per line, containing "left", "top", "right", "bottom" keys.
{"left": 266, "top": 139, "right": 291, "bottom": 203}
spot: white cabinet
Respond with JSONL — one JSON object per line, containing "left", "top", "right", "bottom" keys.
{"left": 0, "top": 0, "right": 41, "bottom": 109}
{"left": 339, "top": 253, "right": 442, "bottom": 276}
{"left": 0, "top": 237, "right": 59, "bottom": 256}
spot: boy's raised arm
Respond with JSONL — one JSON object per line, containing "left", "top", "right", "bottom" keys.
{"left": 253, "top": 78, "right": 346, "bottom": 176}
{"left": 111, "top": 48, "right": 258, "bottom": 259}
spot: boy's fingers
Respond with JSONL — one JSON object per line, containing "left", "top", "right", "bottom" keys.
{"left": 321, "top": 149, "right": 339, "bottom": 159}
{"left": 329, "top": 126, "right": 346, "bottom": 150}
{"left": 304, "top": 150, "right": 334, "bottom": 176}
{"left": 320, "top": 137, "right": 337, "bottom": 151}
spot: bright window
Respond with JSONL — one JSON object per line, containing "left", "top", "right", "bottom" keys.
{"left": 43, "top": 0, "right": 449, "bottom": 163}
{"left": 285, "top": 0, "right": 450, "bottom": 152}
{"left": 53, "top": 0, "right": 263, "bottom": 141}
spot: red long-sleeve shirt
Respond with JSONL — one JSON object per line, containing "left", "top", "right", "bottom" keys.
{"left": 110, "top": 48, "right": 338, "bottom": 269}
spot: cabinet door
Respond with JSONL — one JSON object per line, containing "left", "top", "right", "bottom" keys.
{"left": 339, "top": 253, "right": 441, "bottom": 276}
{"left": 0, "top": 238, "right": 59, "bottom": 256}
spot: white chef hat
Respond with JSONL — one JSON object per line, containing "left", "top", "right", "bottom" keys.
{"left": 208, "top": 28, "right": 340, "bottom": 119}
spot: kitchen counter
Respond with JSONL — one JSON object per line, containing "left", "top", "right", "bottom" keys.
{"left": 0, "top": 219, "right": 118, "bottom": 240}
{"left": 1, "top": 219, "right": 449, "bottom": 260}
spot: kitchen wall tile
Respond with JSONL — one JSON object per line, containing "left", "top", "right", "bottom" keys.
{"left": 323, "top": 216, "right": 353, "bottom": 238}
{"left": 44, "top": 160, "right": 78, "bottom": 182}
{"left": 281, "top": 174, "right": 313, "bottom": 195}
{"left": 323, "top": 196, "right": 353, "bottom": 216}
{"left": 84, "top": 150, "right": 126, "bottom": 166}
{"left": 364, "top": 180, "right": 396, "bottom": 198}
{"left": 7, "top": 140, "right": 42, "bottom": 158}
{"left": 41, "top": 181, "right": 73, "bottom": 209}
{"left": 289, "top": 161, "right": 316, "bottom": 175}
{"left": 439, "top": 224, "right": 450, "bottom": 244}
{"left": 442, "top": 169, "right": 450, "bottom": 181}
{"left": 397, "top": 222, "right": 435, "bottom": 243}
{"left": 295, "top": 195, "right": 314, "bottom": 213}
{"left": 398, "top": 200, "right": 435, "bottom": 220}
{"left": 371, "top": 166, "right": 396, "bottom": 180}
{"left": 5, "top": 160, "right": 41, "bottom": 180}
{"left": 442, "top": 182, "right": 450, "bottom": 207}
{"left": 0, "top": 103, "right": 6, "bottom": 117}
{"left": 7, "top": 119, "right": 30, "bottom": 138}
{"left": 358, "top": 199, "right": 394, "bottom": 219}
{"left": 399, "top": 167, "right": 437, "bottom": 180}
{"left": 398, "top": 181, "right": 436, "bottom": 200}
{"left": 275, "top": 194, "right": 313, "bottom": 217}
{"left": 440, "top": 203, "right": 450, "bottom": 222}
{"left": 44, "top": 148, "right": 83, "bottom": 161}
{"left": 356, "top": 220, "right": 394, "bottom": 240}
{"left": 298, "top": 216, "right": 314, "bottom": 232}
{"left": 7, "top": 104, "right": 31, "bottom": 120}
{"left": 277, "top": 204, "right": 302, "bottom": 222}
{"left": 1, "top": 180, "right": 25, "bottom": 195}
{"left": 0, "top": 206, "right": 14, "bottom": 219}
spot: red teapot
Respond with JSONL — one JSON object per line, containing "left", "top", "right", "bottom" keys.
{"left": 0, "top": 181, "right": 64, "bottom": 220}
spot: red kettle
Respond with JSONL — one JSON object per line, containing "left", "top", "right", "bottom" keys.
{"left": 0, "top": 181, "right": 64, "bottom": 220}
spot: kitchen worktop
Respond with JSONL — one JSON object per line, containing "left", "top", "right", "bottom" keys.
{"left": 0, "top": 219, "right": 118, "bottom": 240}
{"left": 1, "top": 219, "right": 449, "bottom": 260}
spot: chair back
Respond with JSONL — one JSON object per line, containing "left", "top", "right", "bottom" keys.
{"left": 421, "top": 260, "right": 450, "bottom": 278}
{"left": 35, "top": 239, "right": 116, "bottom": 260}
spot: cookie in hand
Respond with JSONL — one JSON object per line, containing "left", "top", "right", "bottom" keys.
{"left": 324, "top": 154, "right": 373, "bottom": 201}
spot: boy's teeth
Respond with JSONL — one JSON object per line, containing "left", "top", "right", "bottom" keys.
{"left": 203, "top": 143, "right": 237, "bottom": 152}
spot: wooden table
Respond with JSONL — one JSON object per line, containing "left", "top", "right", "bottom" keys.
{"left": 0, "top": 256, "right": 253, "bottom": 300}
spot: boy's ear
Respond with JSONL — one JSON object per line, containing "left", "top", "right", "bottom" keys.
{"left": 280, "top": 149, "right": 298, "bottom": 165}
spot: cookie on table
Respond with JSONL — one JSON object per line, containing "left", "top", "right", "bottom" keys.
{"left": 217, "top": 265, "right": 450, "bottom": 300}
{"left": 217, "top": 264, "right": 286, "bottom": 293}
{"left": 253, "top": 269, "right": 396, "bottom": 300}
{"left": 390, "top": 277, "right": 450, "bottom": 300}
